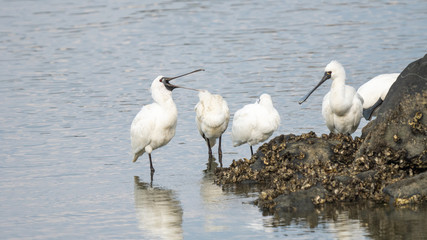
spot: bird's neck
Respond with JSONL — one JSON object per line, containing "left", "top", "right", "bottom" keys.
{"left": 152, "top": 89, "right": 176, "bottom": 107}
{"left": 260, "top": 100, "right": 274, "bottom": 110}
{"left": 330, "top": 77, "right": 353, "bottom": 114}
{"left": 331, "top": 76, "right": 346, "bottom": 100}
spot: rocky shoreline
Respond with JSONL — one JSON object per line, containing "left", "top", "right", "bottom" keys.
{"left": 214, "top": 54, "right": 427, "bottom": 214}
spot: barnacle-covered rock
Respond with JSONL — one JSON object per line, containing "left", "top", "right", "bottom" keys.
{"left": 383, "top": 171, "right": 427, "bottom": 205}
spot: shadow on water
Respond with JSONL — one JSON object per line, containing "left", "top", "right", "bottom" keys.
{"left": 133, "top": 176, "right": 183, "bottom": 240}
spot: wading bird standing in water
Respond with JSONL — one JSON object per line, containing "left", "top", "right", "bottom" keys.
{"left": 357, "top": 73, "right": 399, "bottom": 120}
{"left": 131, "top": 69, "right": 204, "bottom": 181}
{"left": 195, "top": 90, "right": 230, "bottom": 167}
{"left": 299, "top": 61, "right": 363, "bottom": 134}
{"left": 232, "top": 93, "right": 280, "bottom": 156}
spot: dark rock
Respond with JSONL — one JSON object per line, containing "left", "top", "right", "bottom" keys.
{"left": 356, "top": 170, "right": 377, "bottom": 182}
{"left": 250, "top": 150, "right": 266, "bottom": 171}
{"left": 249, "top": 132, "right": 354, "bottom": 171}
{"left": 273, "top": 184, "right": 328, "bottom": 215}
{"left": 334, "top": 175, "right": 353, "bottom": 185}
{"left": 383, "top": 171, "right": 427, "bottom": 205}
{"left": 359, "top": 54, "right": 427, "bottom": 162}
{"left": 285, "top": 138, "right": 335, "bottom": 165}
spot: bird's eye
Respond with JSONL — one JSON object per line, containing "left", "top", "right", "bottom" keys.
{"left": 159, "top": 79, "right": 163, "bottom": 82}
{"left": 327, "top": 71, "right": 332, "bottom": 75}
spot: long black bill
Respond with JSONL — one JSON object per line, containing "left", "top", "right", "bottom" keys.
{"left": 167, "top": 69, "right": 205, "bottom": 81}
{"left": 163, "top": 69, "right": 204, "bottom": 91}
{"left": 298, "top": 71, "right": 331, "bottom": 104}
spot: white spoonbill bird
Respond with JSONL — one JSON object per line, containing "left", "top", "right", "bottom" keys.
{"left": 232, "top": 94, "right": 280, "bottom": 156}
{"left": 357, "top": 73, "right": 399, "bottom": 120}
{"left": 299, "top": 61, "right": 363, "bottom": 134}
{"left": 195, "top": 90, "right": 230, "bottom": 166}
{"left": 131, "top": 69, "right": 204, "bottom": 178}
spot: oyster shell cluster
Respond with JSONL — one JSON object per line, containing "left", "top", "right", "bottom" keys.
{"left": 215, "top": 131, "right": 426, "bottom": 212}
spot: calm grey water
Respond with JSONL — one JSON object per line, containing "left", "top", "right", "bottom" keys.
{"left": 1, "top": 0, "right": 426, "bottom": 239}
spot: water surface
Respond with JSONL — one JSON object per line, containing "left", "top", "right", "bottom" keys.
{"left": 1, "top": 0, "right": 426, "bottom": 239}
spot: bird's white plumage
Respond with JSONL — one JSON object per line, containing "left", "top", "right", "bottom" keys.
{"left": 195, "top": 90, "right": 230, "bottom": 147}
{"left": 232, "top": 94, "right": 280, "bottom": 147}
{"left": 131, "top": 75, "right": 178, "bottom": 162}
{"left": 321, "top": 61, "right": 363, "bottom": 134}
{"left": 357, "top": 73, "right": 398, "bottom": 117}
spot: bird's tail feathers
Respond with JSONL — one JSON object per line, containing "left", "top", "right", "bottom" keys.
{"left": 232, "top": 139, "right": 245, "bottom": 147}
{"left": 132, "top": 150, "right": 144, "bottom": 162}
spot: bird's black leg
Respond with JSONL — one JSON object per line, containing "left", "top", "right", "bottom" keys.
{"left": 218, "top": 135, "right": 223, "bottom": 168}
{"left": 203, "top": 134, "right": 212, "bottom": 157}
{"left": 250, "top": 146, "right": 254, "bottom": 156}
{"left": 207, "top": 139, "right": 212, "bottom": 156}
{"left": 149, "top": 153, "right": 155, "bottom": 183}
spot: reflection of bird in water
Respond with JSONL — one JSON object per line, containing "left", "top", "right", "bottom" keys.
{"left": 200, "top": 158, "right": 228, "bottom": 232}
{"left": 204, "top": 154, "right": 219, "bottom": 173}
{"left": 195, "top": 90, "right": 230, "bottom": 167}
{"left": 329, "top": 212, "right": 368, "bottom": 239}
{"left": 133, "top": 176, "right": 183, "bottom": 240}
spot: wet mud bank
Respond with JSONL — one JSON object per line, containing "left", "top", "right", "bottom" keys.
{"left": 215, "top": 55, "right": 427, "bottom": 213}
